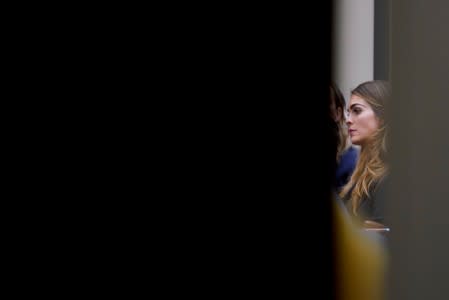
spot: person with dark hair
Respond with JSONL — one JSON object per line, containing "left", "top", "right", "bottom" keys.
{"left": 339, "top": 80, "right": 391, "bottom": 229}
{"left": 330, "top": 82, "right": 359, "bottom": 192}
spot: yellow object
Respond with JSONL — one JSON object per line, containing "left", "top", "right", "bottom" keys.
{"left": 333, "top": 200, "right": 388, "bottom": 300}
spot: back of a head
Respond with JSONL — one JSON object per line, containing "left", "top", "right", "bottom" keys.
{"left": 330, "top": 81, "right": 346, "bottom": 122}
{"left": 330, "top": 82, "right": 351, "bottom": 161}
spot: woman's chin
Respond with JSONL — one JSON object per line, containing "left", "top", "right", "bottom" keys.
{"left": 350, "top": 138, "right": 362, "bottom": 146}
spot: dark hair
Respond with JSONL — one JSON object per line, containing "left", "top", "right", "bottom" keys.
{"left": 330, "top": 81, "right": 346, "bottom": 116}
{"left": 330, "top": 82, "right": 349, "bottom": 161}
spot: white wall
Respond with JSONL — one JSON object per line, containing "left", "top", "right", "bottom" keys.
{"left": 333, "top": 0, "right": 374, "bottom": 103}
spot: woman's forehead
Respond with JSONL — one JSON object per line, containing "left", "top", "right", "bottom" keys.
{"left": 349, "top": 95, "right": 368, "bottom": 106}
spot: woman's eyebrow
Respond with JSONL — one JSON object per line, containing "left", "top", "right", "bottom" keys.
{"left": 349, "top": 103, "right": 366, "bottom": 109}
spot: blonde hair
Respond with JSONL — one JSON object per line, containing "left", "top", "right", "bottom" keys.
{"left": 339, "top": 81, "right": 390, "bottom": 215}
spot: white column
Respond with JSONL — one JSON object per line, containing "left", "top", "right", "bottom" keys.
{"left": 333, "top": 0, "right": 374, "bottom": 102}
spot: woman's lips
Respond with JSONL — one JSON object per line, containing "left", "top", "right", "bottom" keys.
{"left": 349, "top": 129, "right": 356, "bottom": 136}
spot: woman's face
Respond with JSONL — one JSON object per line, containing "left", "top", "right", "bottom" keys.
{"left": 346, "top": 95, "right": 380, "bottom": 146}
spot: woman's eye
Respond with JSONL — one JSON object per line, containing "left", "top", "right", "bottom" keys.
{"left": 353, "top": 108, "right": 362, "bottom": 114}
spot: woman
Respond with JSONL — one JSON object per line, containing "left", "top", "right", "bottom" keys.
{"left": 339, "top": 80, "right": 391, "bottom": 227}
{"left": 330, "top": 82, "right": 358, "bottom": 192}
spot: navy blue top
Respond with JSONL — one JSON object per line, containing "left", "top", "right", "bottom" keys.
{"left": 335, "top": 146, "right": 358, "bottom": 191}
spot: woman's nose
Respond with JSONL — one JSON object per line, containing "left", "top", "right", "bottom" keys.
{"left": 346, "top": 114, "right": 353, "bottom": 125}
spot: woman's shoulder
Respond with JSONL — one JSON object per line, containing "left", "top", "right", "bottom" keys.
{"left": 371, "top": 175, "right": 389, "bottom": 197}
{"left": 363, "top": 175, "right": 389, "bottom": 224}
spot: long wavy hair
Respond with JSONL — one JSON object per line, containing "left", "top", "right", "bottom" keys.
{"left": 330, "top": 82, "right": 350, "bottom": 163}
{"left": 339, "top": 80, "right": 391, "bottom": 215}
